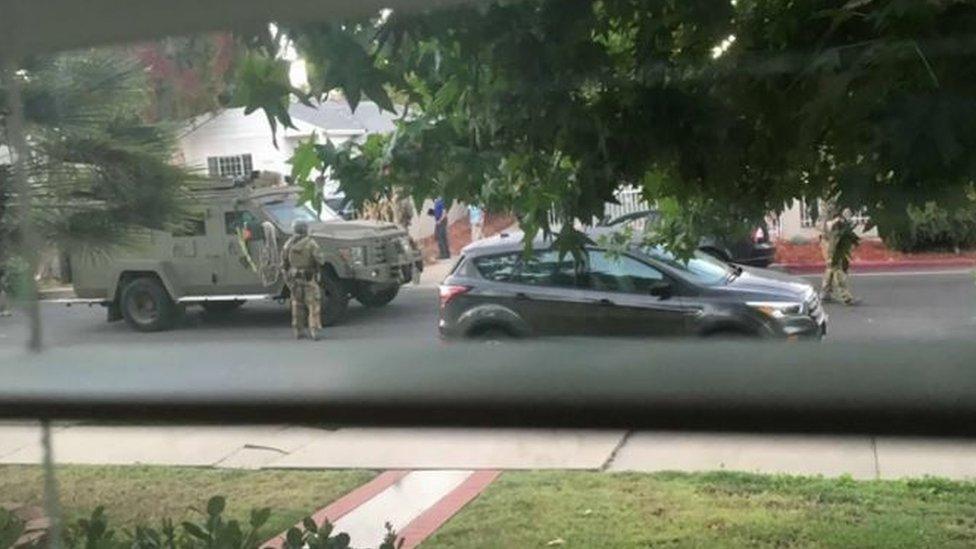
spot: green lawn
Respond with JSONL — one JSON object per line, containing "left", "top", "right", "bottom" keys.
{"left": 426, "top": 471, "right": 976, "bottom": 548}
{"left": 0, "top": 465, "right": 374, "bottom": 539}
{"left": 6, "top": 466, "right": 976, "bottom": 547}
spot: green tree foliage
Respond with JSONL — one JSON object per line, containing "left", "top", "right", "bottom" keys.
{"left": 0, "top": 50, "right": 193, "bottom": 262}
{"left": 236, "top": 0, "right": 976, "bottom": 253}
{"left": 133, "top": 33, "right": 244, "bottom": 122}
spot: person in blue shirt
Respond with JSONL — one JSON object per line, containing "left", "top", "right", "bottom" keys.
{"left": 431, "top": 197, "right": 450, "bottom": 259}
{"left": 468, "top": 203, "right": 484, "bottom": 242}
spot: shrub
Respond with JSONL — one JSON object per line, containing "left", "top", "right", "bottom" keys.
{"left": 0, "top": 496, "right": 403, "bottom": 549}
{"left": 884, "top": 201, "right": 976, "bottom": 252}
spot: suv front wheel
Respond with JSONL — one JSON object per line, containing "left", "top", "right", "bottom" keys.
{"left": 120, "top": 276, "right": 177, "bottom": 332}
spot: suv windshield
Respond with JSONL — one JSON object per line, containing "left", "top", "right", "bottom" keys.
{"left": 637, "top": 245, "right": 731, "bottom": 285}
{"left": 263, "top": 199, "right": 338, "bottom": 226}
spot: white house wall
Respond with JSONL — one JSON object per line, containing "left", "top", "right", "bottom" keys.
{"left": 777, "top": 200, "right": 878, "bottom": 241}
{"left": 177, "top": 108, "right": 351, "bottom": 178}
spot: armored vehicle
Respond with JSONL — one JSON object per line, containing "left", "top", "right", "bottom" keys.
{"left": 69, "top": 181, "right": 423, "bottom": 331}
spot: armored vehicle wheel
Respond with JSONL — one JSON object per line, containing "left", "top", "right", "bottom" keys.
{"left": 120, "top": 277, "right": 177, "bottom": 332}
{"left": 352, "top": 282, "right": 399, "bottom": 307}
{"left": 202, "top": 300, "right": 244, "bottom": 314}
{"left": 320, "top": 270, "right": 349, "bottom": 327}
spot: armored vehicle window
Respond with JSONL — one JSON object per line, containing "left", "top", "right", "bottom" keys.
{"left": 224, "top": 211, "right": 261, "bottom": 236}
{"left": 264, "top": 200, "right": 321, "bottom": 227}
{"left": 172, "top": 216, "right": 206, "bottom": 237}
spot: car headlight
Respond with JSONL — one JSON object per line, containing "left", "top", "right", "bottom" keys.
{"left": 747, "top": 301, "right": 805, "bottom": 319}
{"left": 339, "top": 246, "right": 367, "bottom": 265}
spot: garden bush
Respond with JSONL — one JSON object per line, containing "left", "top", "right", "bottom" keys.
{"left": 883, "top": 200, "right": 976, "bottom": 252}
{"left": 0, "top": 496, "right": 403, "bottom": 549}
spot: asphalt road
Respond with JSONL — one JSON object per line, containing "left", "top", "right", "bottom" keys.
{"left": 0, "top": 285, "right": 440, "bottom": 350}
{"left": 799, "top": 269, "right": 976, "bottom": 341}
{"left": 0, "top": 270, "right": 973, "bottom": 351}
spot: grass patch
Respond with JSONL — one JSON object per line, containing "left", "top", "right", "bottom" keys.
{"left": 426, "top": 471, "right": 976, "bottom": 548}
{"left": 0, "top": 465, "right": 374, "bottom": 538}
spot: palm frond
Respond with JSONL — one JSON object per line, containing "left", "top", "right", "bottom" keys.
{"left": 1, "top": 48, "right": 193, "bottom": 257}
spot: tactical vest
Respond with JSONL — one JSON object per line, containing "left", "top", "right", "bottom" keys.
{"left": 287, "top": 237, "right": 319, "bottom": 271}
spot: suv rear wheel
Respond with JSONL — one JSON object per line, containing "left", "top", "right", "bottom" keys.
{"left": 352, "top": 282, "right": 399, "bottom": 307}
{"left": 120, "top": 277, "right": 177, "bottom": 332}
{"left": 320, "top": 270, "right": 349, "bottom": 326}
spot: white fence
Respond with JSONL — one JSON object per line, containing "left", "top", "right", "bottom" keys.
{"left": 548, "top": 186, "right": 650, "bottom": 227}
{"left": 798, "top": 198, "right": 870, "bottom": 228}
{"left": 604, "top": 186, "right": 649, "bottom": 221}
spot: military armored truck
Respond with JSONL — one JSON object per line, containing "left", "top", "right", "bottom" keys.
{"left": 69, "top": 181, "right": 423, "bottom": 331}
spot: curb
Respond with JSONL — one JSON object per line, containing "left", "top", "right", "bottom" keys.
{"left": 771, "top": 258, "right": 976, "bottom": 275}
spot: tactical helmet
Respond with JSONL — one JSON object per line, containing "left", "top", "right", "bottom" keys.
{"left": 292, "top": 219, "right": 309, "bottom": 236}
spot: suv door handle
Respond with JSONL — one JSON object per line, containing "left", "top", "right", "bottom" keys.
{"left": 515, "top": 292, "right": 532, "bottom": 301}
{"left": 595, "top": 298, "right": 615, "bottom": 306}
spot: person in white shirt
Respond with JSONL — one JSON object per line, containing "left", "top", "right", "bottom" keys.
{"left": 468, "top": 204, "right": 484, "bottom": 242}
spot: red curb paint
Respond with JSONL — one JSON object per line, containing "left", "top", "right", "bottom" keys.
{"left": 397, "top": 470, "right": 501, "bottom": 549}
{"left": 262, "top": 470, "right": 411, "bottom": 548}
{"left": 773, "top": 258, "right": 976, "bottom": 274}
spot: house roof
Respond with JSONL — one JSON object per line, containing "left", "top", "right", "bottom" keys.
{"left": 288, "top": 100, "right": 396, "bottom": 134}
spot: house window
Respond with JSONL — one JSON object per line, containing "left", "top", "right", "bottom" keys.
{"left": 207, "top": 154, "right": 253, "bottom": 179}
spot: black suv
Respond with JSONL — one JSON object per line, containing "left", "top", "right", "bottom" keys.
{"left": 439, "top": 233, "right": 825, "bottom": 339}
{"left": 603, "top": 209, "right": 777, "bottom": 267}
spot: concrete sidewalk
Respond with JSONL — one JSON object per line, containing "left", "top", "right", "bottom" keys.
{"left": 4, "top": 423, "right": 976, "bottom": 480}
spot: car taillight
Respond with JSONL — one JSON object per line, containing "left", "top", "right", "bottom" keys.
{"left": 439, "top": 285, "right": 471, "bottom": 307}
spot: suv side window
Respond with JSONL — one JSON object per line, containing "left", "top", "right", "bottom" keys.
{"left": 586, "top": 250, "right": 665, "bottom": 294}
{"left": 516, "top": 251, "right": 579, "bottom": 288}
{"left": 224, "top": 211, "right": 263, "bottom": 240}
{"left": 473, "top": 253, "right": 519, "bottom": 282}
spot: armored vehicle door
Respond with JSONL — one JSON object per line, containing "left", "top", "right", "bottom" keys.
{"left": 219, "top": 207, "right": 270, "bottom": 294}
{"left": 168, "top": 211, "right": 223, "bottom": 296}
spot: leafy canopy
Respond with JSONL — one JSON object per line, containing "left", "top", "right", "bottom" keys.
{"left": 237, "top": 0, "right": 976, "bottom": 253}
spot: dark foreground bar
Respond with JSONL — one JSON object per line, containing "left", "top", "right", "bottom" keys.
{"left": 1, "top": 339, "right": 974, "bottom": 436}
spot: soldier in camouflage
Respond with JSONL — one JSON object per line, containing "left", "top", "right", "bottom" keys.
{"left": 282, "top": 220, "right": 326, "bottom": 340}
{"left": 819, "top": 208, "right": 861, "bottom": 306}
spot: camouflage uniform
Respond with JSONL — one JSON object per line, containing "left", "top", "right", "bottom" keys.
{"left": 820, "top": 215, "right": 859, "bottom": 305}
{"left": 283, "top": 228, "right": 325, "bottom": 339}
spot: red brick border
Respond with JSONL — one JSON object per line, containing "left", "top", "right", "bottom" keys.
{"left": 397, "top": 470, "right": 501, "bottom": 549}
{"left": 262, "top": 470, "right": 411, "bottom": 548}
{"left": 773, "top": 258, "right": 976, "bottom": 274}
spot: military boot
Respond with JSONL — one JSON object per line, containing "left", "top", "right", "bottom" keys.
{"left": 294, "top": 329, "right": 307, "bottom": 340}
{"left": 308, "top": 329, "right": 320, "bottom": 341}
